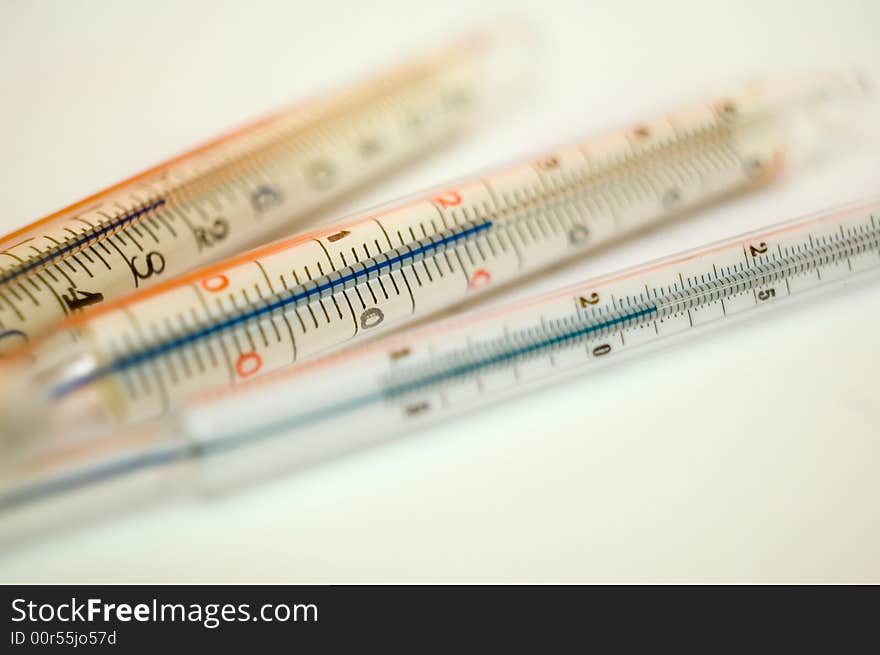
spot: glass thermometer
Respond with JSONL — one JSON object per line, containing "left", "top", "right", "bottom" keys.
{"left": 0, "top": 71, "right": 866, "bottom": 439}
{"left": 2, "top": 196, "right": 877, "bottom": 521}
{"left": 0, "top": 23, "right": 522, "bottom": 352}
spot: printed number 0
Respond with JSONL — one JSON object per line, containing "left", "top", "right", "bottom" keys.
{"left": 201, "top": 274, "right": 230, "bottom": 292}
{"left": 360, "top": 307, "right": 385, "bottom": 329}
{"left": 235, "top": 352, "right": 262, "bottom": 377}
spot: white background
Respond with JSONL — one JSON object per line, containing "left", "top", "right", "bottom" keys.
{"left": 0, "top": 0, "right": 878, "bottom": 582}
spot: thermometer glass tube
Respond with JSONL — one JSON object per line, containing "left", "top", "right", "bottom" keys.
{"left": 3, "top": 196, "right": 878, "bottom": 521}
{"left": 0, "top": 23, "right": 523, "bottom": 352}
{"left": 0, "top": 71, "right": 868, "bottom": 444}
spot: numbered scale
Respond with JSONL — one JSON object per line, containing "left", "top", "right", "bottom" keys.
{"left": 3, "top": 197, "right": 878, "bottom": 511}
{"left": 0, "top": 72, "right": 865, "bottom": 439}
{"left": 0, "top": 25, "right": 506, "bottom": 352}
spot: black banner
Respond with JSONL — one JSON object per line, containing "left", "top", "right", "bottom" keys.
{"left": 1, "top": 585, "right": 876, "bottom": 650}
